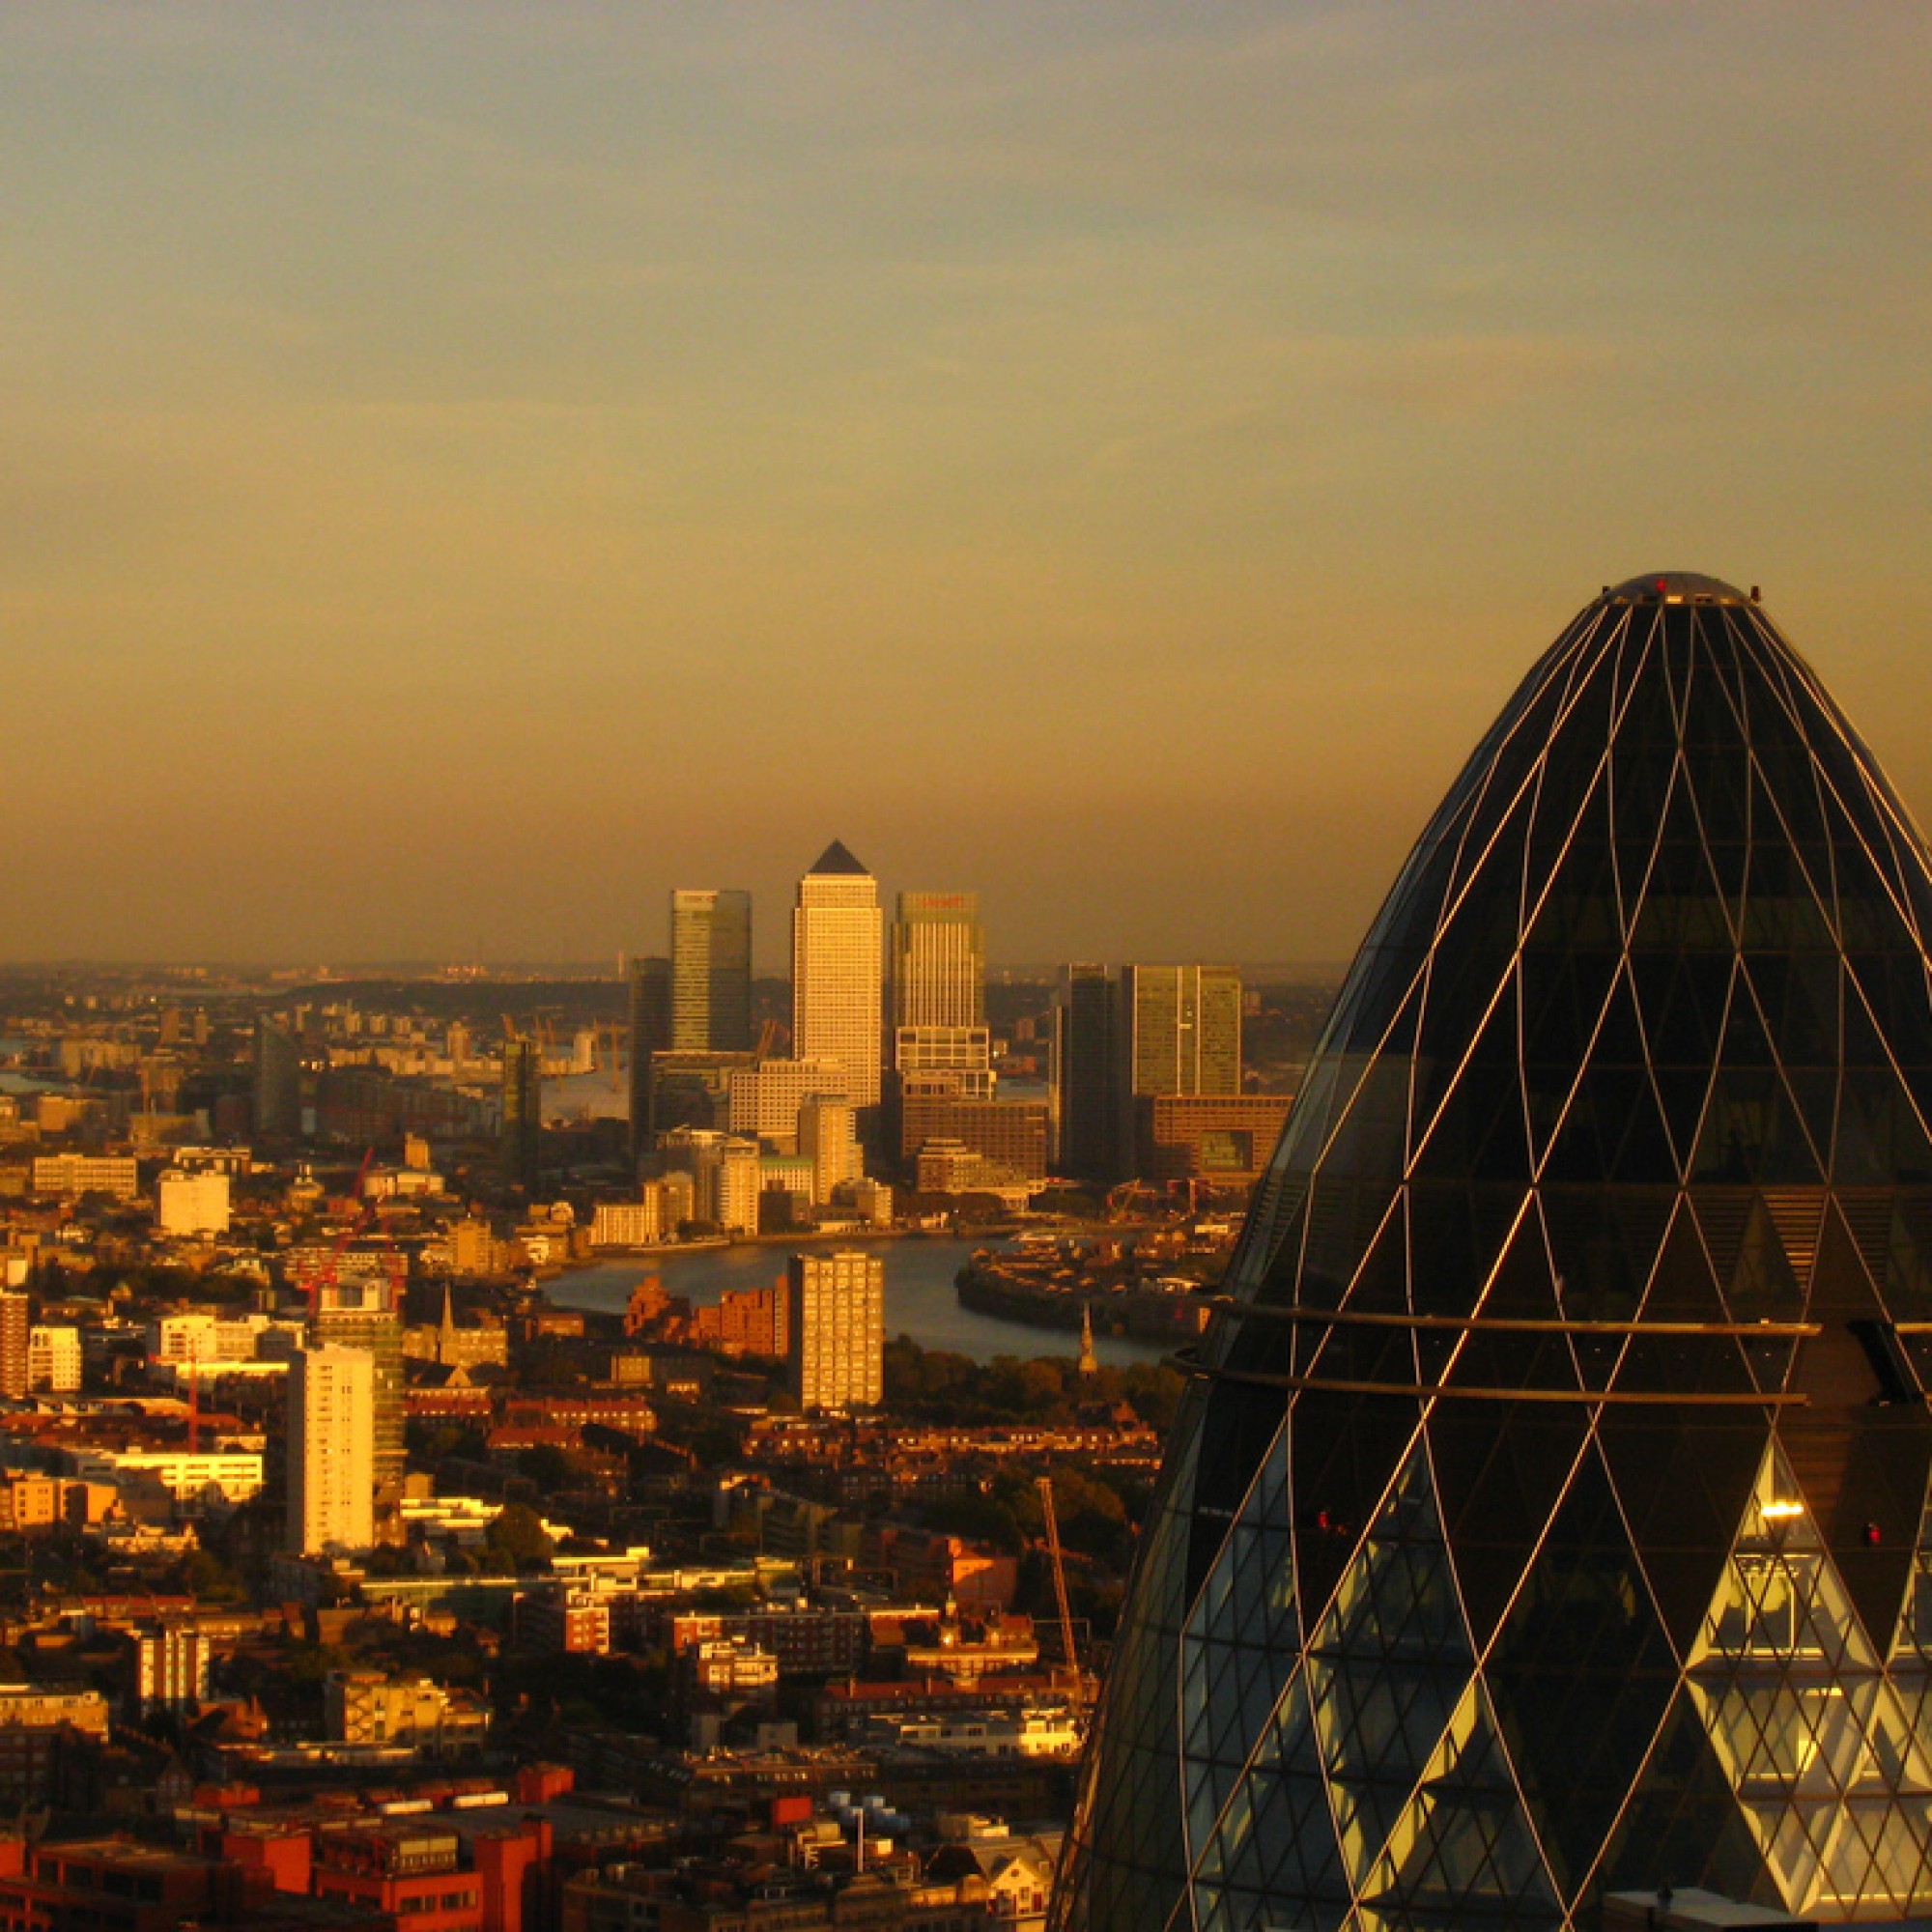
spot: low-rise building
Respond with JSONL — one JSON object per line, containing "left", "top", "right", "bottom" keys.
{"left": 63, "top": 1448, "right": 264, "bottom": 1513}
{"left": 26, "top": 1325, "right": 80, "bottom": 1394}
{"left": 30, "top": 1153, "right": 141, "bottom": 1202}
{"left": 324, "top": 1671, "right": 490, "bottom": 1756}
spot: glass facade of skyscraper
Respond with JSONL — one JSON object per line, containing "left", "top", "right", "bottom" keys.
{"left": 670, "top": 887, "right": 753, "bottom": 1053}
{"left": 1057, "top": 576, "right": 1932, "bottom": 1930}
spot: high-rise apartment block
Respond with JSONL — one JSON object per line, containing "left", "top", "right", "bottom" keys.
{"left": 287, "top": 1346, "right": 374, "bottom": 1555}
{"left": 0, "top": 1292, "right": 28, "bottom": 1401}
{"left": 670, "top": 889, "right": 753, "bottom": 1052}
{"left": 798, "top": 1095, "right": 862, "bottom": 1205}
{"left": 786, "top": 1249, "right": 884, "bottom": 1412}
{"left": 310, "top": 1279, "right": 404, "bottom": 1524}
{"left": 792, "top": 842, "right": 884, "bottom": 1111}
{"left": 627, "top": 955, "right": 672, "bottom": 1162}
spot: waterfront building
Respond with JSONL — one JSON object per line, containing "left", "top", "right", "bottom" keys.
{"left": 1133, "top": 1093, "right": 1293, "bottom": 1187}
{"left": 626, "top": 954, "right": 672, "bottom": 1162}
{"left": 787, "top": 1248, "right": 884, "bottom": 1412}
{"left": 671, "top": 887, "right": 753, "bottom": 1052}
{"left": 799, "top": 1095, "right": 862, "bottom": 1206}
{"left": 287, "top": 1345, "right": 374, "bottom": 1555}
{"left": 727, "top": 1057, "right": 849, "bottom": 1150}
{"left": 661, "top": 1129, "right": 762, "bottom": 1235}
{"left": 1054, "top": 964, "right": 1121, "bottom": 1187}
{"left": 1058, "top": 575, "right": 1932, "bottom": 1930}
{"left": 900, "top": 1089, "right": 1049, "bottom": 1181}
{"left": 500, "top": 1036, "right": 541, "bottom": 1191}
{"left": 589, "top": 1175, "right": 694, "bottom": 1248}
{"left": 792, "top": 840, "right": 884, "bottom": 1111}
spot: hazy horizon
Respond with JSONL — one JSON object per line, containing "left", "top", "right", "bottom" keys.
{"left": 8, "top": 5, "right": 1931, "bottom": 969}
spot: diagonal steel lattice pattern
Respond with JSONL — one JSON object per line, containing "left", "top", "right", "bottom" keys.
{"left": 1054, "top": 576, "right": 1932, "bottom": 1932}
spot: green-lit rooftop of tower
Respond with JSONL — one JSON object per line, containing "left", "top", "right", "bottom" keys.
{"left": 1055, "top": 578, "right": 1932, "bottom": 1930}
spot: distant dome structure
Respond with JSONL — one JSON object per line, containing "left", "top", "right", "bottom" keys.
{"left": 1056, "top": 579, "right": 1932, "bottom": 1929}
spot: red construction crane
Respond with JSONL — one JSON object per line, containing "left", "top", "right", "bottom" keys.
{"left": 1037, "top": 1474, "right": 1085, "bottom": 1714}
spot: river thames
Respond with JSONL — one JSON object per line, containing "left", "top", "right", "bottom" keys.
{"left": 544, "top": 1236, "right": 1171, "bottom": 1368}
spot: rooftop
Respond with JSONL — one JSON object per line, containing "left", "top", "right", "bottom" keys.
{"left": 806, "top": 840, "right": 869, "bottom": 878}
{"left": 1601, "top": 571, "right": 1752, "bottom": 604}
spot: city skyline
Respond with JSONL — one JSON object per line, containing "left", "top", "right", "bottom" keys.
{"left": 5, "top": 9, "right": 1930, "bottom": 966}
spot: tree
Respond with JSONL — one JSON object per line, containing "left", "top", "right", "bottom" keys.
{"left": 483, "top": 1502, "right": 554, "bottom": 1571}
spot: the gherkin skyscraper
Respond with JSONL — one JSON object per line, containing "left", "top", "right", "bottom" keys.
{"left": 1056, "top": 576, "right": 1932, "bottom": 1931}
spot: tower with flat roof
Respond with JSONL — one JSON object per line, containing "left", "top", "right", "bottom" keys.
{"left": 670, "top": 888, "right": 753, "bottom": 1053}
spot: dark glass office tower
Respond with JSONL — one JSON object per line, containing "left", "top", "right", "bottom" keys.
{"left": 671, "top": 888, "right": 753, "bottom": 1052}
{"left": 1056, "top": 964, "right": 1122, "bottom": 1186}
{"left": 628, "top": 954, "right": 672, "bottom": 1164}
{"left": 1057, "top": 577, "right": 1932, "bottom": 1929}
{"left": 500, "top": 1037, "right": 541, "bottom": 1192}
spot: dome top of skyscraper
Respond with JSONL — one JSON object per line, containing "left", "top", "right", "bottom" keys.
{"left": 1057, "top": 576, "right": 1932, "bottom": 1932}
{"left": 806, "top": 839, "right": 869, "bottom": 877}
{"left": 1602, "top": 570, "right": 1752, "bottom": 604}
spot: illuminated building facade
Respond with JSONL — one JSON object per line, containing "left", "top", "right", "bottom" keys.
{"left": 1058, "top": 576, "right": 1932, "bottom": 1929}
{"left": 671, "top": 887, "right": 753, "bottom": 1052}
{"left": 792, "top": 841, "right": 884, "bottom": 1111}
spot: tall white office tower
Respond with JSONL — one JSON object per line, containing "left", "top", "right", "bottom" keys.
{"left": 791, "top": 842, "right": 884, "bottom": 1110}
{"left": 786, "top": 1249, "right": 885, "bottom": 1412}
{"left": 287, "top": 1345, "right": 375, "bottom": 1555}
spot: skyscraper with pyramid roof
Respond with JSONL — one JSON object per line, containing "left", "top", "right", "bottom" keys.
{"left": 792, "top": 840, "right": 884, "bottom": 1113}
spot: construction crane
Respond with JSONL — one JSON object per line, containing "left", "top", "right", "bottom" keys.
{"left": 299, "top": 1147, "right": 382, "bottom": 1317}
{"left": 1036, "top": 1474, "right": 1085, "bottom": 1714}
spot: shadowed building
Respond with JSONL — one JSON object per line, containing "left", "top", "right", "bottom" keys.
{"left": 1054, "top": 964, "right": 1121, "bottom": 1187}
{"left": 252, "top": 1017, "right": 301, "bottom": 1137}
{"left": 500, "top": 1036, "right": 541, "bottom": 1192}
{"left": 1057, "top": 576, "right": 1932, "bottom": 1929}
{"left": 627, "top": 954, "right": 671, "bottom": 1164}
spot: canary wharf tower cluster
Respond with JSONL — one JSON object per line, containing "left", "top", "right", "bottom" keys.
{"left": 1057, "top": 577, "right": 1932, "bottom": 1930}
